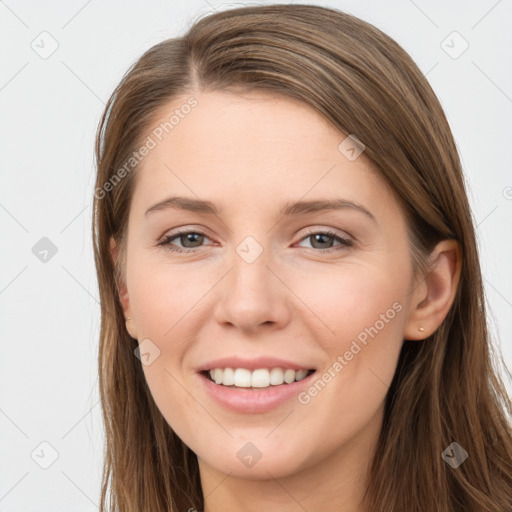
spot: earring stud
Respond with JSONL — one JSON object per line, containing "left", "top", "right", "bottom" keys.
{"left": 418, "top": 326, "right": 425, "bottom": 332}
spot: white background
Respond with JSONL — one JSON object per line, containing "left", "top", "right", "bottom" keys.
{"left": 1, "top": 0, "right": 511, "bottom": 510}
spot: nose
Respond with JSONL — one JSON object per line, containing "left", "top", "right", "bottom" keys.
{"left": 213, "top": 243, "right": 293, "bottom": 334}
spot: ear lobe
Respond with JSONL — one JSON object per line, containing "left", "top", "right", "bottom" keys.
{"left": 404, "top": 240, "right": 462, "bottom": 340}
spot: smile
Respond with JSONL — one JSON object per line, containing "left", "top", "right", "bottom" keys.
{"left": 204, "top": 367, "right": 315, "bottom": 388}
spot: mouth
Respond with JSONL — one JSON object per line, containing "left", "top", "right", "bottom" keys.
{"left": 197, "top": 364, "right": 318, "bottom": 413}
{"left": 200, "top": 367, "right": 316, "bottom": 389}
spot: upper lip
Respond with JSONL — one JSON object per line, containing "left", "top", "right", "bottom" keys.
{"left": 196, "top": 356, "right": 315, "bottom": 372}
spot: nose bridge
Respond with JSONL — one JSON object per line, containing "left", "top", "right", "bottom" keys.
{"left": 214, "top": 233, "right": 291, "bottom": 330}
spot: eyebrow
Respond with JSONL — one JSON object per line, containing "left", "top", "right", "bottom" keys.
{"left": 145, "top": 196, "right": 377, "bottom": 223}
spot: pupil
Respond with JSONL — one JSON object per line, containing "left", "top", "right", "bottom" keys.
{"left": 179, "top": 233, "right": 334, "bottom": 249}
{"left": 312, "top": 234, "right": 332, "bottom": 249}
{"left": 182, "top": 233, "right": 203, "bottom": 248}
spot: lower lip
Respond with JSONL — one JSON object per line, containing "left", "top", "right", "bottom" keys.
{"left": 197, "top": 372, "right": 316, "bottom": 414}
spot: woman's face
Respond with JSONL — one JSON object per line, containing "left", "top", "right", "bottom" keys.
{"left": 117, "top": 90, "right": 422, "bottom": 481}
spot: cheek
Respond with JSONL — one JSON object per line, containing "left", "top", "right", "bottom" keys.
{"left": 128, "top": 255, "right": 208, "bottom": 340}
{"left": 291, "top": 264, "right": 407, "bottom": 418}
{"left": 127, "top": 254, "right": 227, "bottom": 420}
{"left": 291, "top": 261, "right": 406, "bottom": 353}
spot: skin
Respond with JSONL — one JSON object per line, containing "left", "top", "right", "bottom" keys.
{"left": 110, "top": 90, "right": 461, "bottom": 512}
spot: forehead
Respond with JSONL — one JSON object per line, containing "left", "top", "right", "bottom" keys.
{"left": 129, "top": 90, "right": 402, "bottom": 223}
{"left": 147, "top": 90, "right": 343, "bottom": 163}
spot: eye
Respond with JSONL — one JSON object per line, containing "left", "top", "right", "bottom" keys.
{"left": 157, "top": 230, "right": 213, "bottom": 253}
{"left": 157, "top": 229, "right": 353, "bottom": 253}
{"left": 296, "top": 230, "right": 353, "bottom": 252}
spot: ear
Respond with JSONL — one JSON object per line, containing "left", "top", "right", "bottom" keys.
{"left": 403, "top": 239, "right": 462, "bottom": 340}
{"left": 110, "top": 237, "right": 138, "bottom": 339}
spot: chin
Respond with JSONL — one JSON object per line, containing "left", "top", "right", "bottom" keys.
{"left": 195, "top": 436, "right": 314, "bottom": 480}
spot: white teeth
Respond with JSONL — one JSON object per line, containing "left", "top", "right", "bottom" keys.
{"left": 222, "top": 367, "right": 235, "bottom": 386}
{"left": 251, "top": 369, "right": 270, "bottom": 388}
{"left": 295, "top": 369, "right": 309, "bottom": 381}
{"left": 270, "top": 367, "right": 284, "bottom": 385}
{"left": 234, "top": 368, "right": 252, "bottom": 387}
{"left": 283, "top": 369, "right": 296, "bottom": 384}
{"left": 205, "top": 367, "right": 312, "bottom": 388}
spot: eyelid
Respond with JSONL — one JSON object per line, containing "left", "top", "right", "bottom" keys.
{"left": 157, "top": 227, "right": 215, "bottom": 251}
{"left": 298, "top": 226, "right": 353, "bottom": 243}
{"left": 158, "top": 225, "right": 354, "bottom": 254}
{"left": 159, "top": 225, "right": 353, "bottom": 241}
{"left": 158, "top": 224, "right": 214, "bottom": 242}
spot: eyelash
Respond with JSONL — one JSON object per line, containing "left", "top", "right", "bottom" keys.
{"left": 157, "top": 228, "right": 354, "bottom": 254}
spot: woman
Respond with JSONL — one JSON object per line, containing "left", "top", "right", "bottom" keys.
{"left": 92, "top": 4, "right": 512, "bottom": 511}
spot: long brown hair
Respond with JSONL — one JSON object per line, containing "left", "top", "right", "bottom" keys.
{"left": 92, "top": 4, "right": 512, "bottom": 511}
